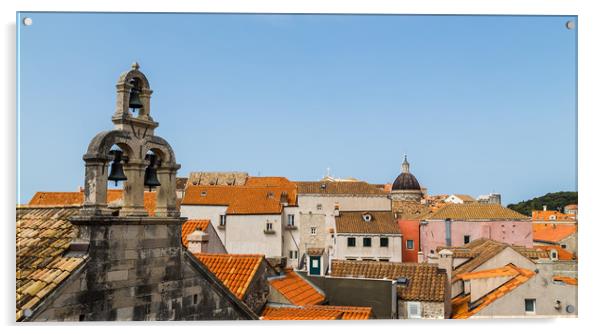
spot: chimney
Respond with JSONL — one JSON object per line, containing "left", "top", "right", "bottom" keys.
{"left": 437, "top": 249, "right": 454, "bottom": 281}
{"left": 280, "top": 192, "right": 288, "bottom": 206}
{"left": 186, "top": 229, "right": 207, "bottom": 254}
{"left": 334, "top": 203, "right": 340, "bottom": 217}
{"left": 543, "top": 205, "right": 547, "bottom": 211}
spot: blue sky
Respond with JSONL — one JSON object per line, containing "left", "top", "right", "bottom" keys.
{"left": 17, "top": 13, "right": 577, "bottom": 205}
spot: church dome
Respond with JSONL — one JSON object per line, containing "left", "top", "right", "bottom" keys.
{"left": 391, "top": 155, "right": 421, "bottom": 191}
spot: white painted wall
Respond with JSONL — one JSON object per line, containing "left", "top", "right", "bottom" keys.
{"left": 180, "top": 205, "right": 228, "bottom": 244}
{"left": 334, "top": 234, "right": 402, "bottom": 262}
{"left": 225, "top": 214, "right": 282, "bottom": 257}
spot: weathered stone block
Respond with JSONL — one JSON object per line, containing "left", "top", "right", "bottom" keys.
{"left": 107, "top": 270, "right": 129, "bottom": 282}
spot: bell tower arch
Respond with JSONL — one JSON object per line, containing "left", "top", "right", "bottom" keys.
{"left": 80, "top": 63, "right": 181, "bottom": 218}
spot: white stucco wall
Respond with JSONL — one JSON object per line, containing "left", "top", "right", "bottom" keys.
{"left": 180, "top": 205, "right": 228, "bottom": 244}
{"left": 225, "top": 214, "right": 282, "bottom": 257}
{"left": 472, "top": 267, "right": 578, "bottom": 318}
{"left": 334, "top": 234, "right": 402, "bottom": 262}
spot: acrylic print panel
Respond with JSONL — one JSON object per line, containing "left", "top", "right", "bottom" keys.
{"left": 16, "top": 12, "right": 577, "bottom": 321}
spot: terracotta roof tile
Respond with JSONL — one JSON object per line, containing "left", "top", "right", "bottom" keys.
{"left": 425, "top": 203, "right": 529, "bottom": 220}
{"left": 452, "top": 264, "right": 535, "bottom": 319}
{"left": 182, "top": 179, "right": 297, "bottom": 215}
{"left": 295, "top": 181, "right": 387, "bottom": 196}
{"left": 16, "top": 207, "right": 86, "bottom": 321}
{"left": 269, "top": 270, "right": 325, "bottom": 305}
{"left": 194, "top": 253, "right": 263, "bottom": 299}
{"left": 437, "top": 239, "right": 539, "bottom": 282}
{"left": 181, "top": 219, "right": 210, "bottom": 247}
{"left": 335, "top": 211, "right": 400, "bottom": 234}
{"left": 532, "top": 210, "right": 576, "bottom": 221}
{"left": 553, "top": 276, "right": 577, "bottom": 285}
{"left": 27, "top": 190, "right": 157, "bottom": 216}
{"left": 330, "top": 260, "right": 446, "bottom": 302}
{"left": 533, "top": 224, "right": 577, "bottom": 243}
{"left": 261, "top": 305, "right": 372, "bottom": 320}
{"left": 535, "top": 245, "right": 576, "bottom": 260}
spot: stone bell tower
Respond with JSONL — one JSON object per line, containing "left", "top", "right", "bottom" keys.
{"left": 49, "top": 64, "right": 255, "bottom": 321}
{"left": 80, "top": 62, "right": 180, "bottom": 217}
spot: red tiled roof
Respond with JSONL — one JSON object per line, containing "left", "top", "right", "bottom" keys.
{"left": 335, "top": 211, "right": 400, "bottom": 234}
{"left": 27, "top": 190, "right": 157, "bottom": 216}
{"left": 330, "top": 260, "right": 447, "bottom": 302}
{"left": 452, "top": 264, "right": 535, "bottom": 319}
{"left": 269, "top": 269, "right": 325, "bottom": 305}
{"left": 182, "top": 180, "right": 297, "bottom": 215}
{"left": 261, "top": 305, "right": 372, "bottom": 320}
{"left": 535, "top": 245, "right": 576, "bottom": 260}
{"left": 532, "top": 210, "right": 576, "bottom": 221}
{"left": 194, "top": 253, "right": 263, "bottom": 299}
{"left": 553, "top": 276, "right": 577, "bottom": 285}
{"left": 533, "top": 224, "right": 577, "bottom": 243}
{"left": 181, "top": 219, "right": 210, "bottom": 247}
{"left": 426, "top": 203, "right": 529, "bottom": 220}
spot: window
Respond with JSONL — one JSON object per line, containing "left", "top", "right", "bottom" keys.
{"left": 266, "top": 222, "right": 273, "bottom": 231}
{"left": 407, "top": 302, "right": 421, "bottom": 319}
{"left": 406, "top": 240, "right": 414, "bottom": 250}
{"left": 317, "top": 204, "right": 322, "bottom": 210}
{"left": 347, "top": 237, "right": 356, "bottom": 247}
{"left": 380, "top": 237, "right": 389, "bottom": 247}
{"left": 363, "top": 237, "right": 372, "bottom": 247}
{"left": 464, "top": 235, "right": 471, "bottom": 244}
{"left": 310, "top": 227, "right": 317, "bottom": 235}
{"left": 219, "top": 215, "right": 226, "bottom": 226}
{"left": 289, "top": 250, "right": 298, "bottom": 259}
{"left": 561, "top": 244, "right": 567, "bottom": 249}
{"left": 287, "top": 214, "right": 295, "bottom": 226}
{"left": 379, "top": 258, "right": 389, "bottom": 262}
{"left": 525, "top": 299, "right": 536, "bottom": 314}
{"left": 193, "top": 294, "right": 198, "bottom": 304}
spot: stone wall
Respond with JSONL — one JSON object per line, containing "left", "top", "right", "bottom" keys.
{"left": 242, "top": 260, "right": 276, "bottom": 315}
{"left": 29, "top": 216, "right": 255, "bottom": 321}
{"left": 398, "top": 301, "right": 445, "bottom": 319}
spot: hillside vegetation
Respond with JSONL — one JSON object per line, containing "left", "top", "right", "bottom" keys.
{"left": 507, "top": 191, "right": 577, "bottom": 216}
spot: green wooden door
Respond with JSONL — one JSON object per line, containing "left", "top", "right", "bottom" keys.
{"left": 309, "top": 256, "right": 321, "bottom": 275}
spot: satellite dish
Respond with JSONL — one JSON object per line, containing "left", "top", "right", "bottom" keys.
{"left": 566, "top": 304, "right": 575, "bottom": 313}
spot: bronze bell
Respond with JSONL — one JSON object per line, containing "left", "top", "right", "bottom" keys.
{"left": 128, "top": 80, "right": 143, "bottom": 111}
{"left": 108, "top": 150, "right": 128, "bottom": 186}
{"left": 144, "top": 153, "right": 161, "bottom": 191}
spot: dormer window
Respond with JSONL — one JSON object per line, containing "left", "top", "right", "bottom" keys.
{"left": 362, "top": 213, "right": 372, "bottom": 222}
{"left": 200, "top": 191, "right": 207, "bottom": 197}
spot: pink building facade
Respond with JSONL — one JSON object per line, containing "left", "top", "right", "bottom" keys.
{"left": 419, "top": 219, "right": 533, "bottom": 258}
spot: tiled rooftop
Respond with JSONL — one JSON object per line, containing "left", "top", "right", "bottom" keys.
{"left": 532, "top": 210, "right": 576, "bottom": 221}
{"left": 261, "top": 305, "right": 372, "bottom": 320}
{"left": 182, "top": 177, "right": 297, "bottom": 215}
{"left": 295, "top": 181, "right": 387, "bottom": 196}
{"left": 425, "top": 203, "right": 529, "bottom": 221}
{"left": 452, "top": 264, "right": 535, "bottom": 319}
{"left": 330, "top": 260, "right": 447, "bottom": 302}
{"left": 553, "top": 276, "right": 578, "bottom": 285}
{"left": 437, "top": 239, "right": 543, "bottom": 282}
{"left": 181, "top": 219, "right": 210, "bottom": 247}
{"left": 269, "top": 269, "right": 325, "bottom": 305}
{"left": 27, "top": 190, "right": 158, "bottom": 216}
{"left": 449, "top": 194, "right": 476, "bottom": 202}
{"left": 335, "top": 211, "right": 400, "bottom": 234}
{"left": 194, "top": 253, "right": 263, "bottom": 299}
{"left": 533, "top": 224, "right": 577, "bottom": 243}
{"left": 535, "top": 245, "right": 576, "bottom": 260}
{"left": 16, "top": 206, "right": 86, "bottom": 321}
